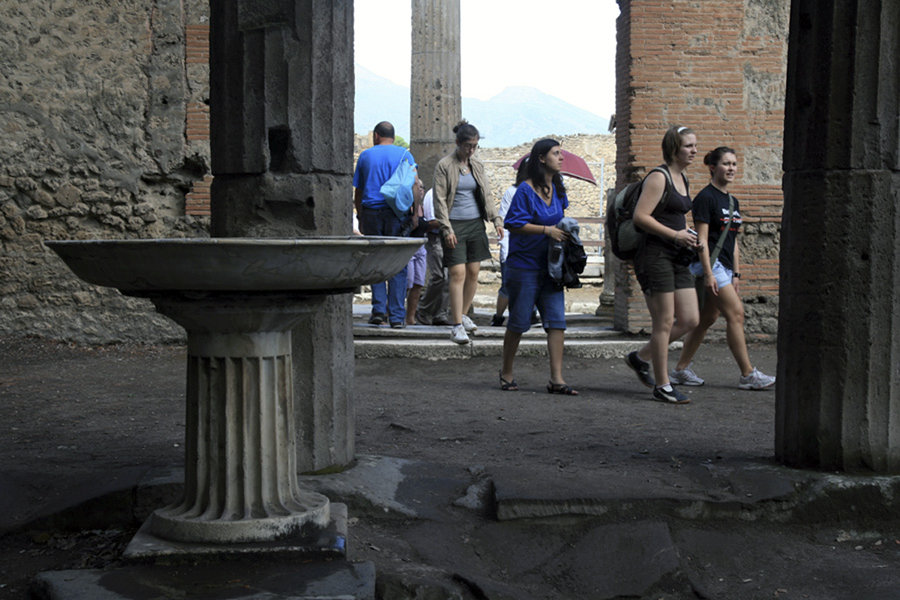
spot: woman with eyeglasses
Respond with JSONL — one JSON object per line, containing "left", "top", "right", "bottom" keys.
{"left": 433, "top": 120, "right": 504, "bottom": 345}
{"left": 623, "top": 125, "right": 703, "bottom": 404}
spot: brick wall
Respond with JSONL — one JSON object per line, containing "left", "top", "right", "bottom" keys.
{"left": 615, "top": 0, "right": 788, "bottom": 338}
{"left": 185, "top": 23, "right": 211, "bottom": 217}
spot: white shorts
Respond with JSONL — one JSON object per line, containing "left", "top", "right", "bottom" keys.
{"left": 689, "top": 259, "right": 733, "bottom": 289}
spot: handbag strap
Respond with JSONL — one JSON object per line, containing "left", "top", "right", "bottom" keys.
{"left": 708, "top": 193, "right": 734, "bottom": 265}
{"left": 392, "top": 149, "right": 412, "bottom": 174}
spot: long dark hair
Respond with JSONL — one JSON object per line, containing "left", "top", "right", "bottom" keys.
{"left": 526, "top": 138, "right": 565, "bottom": 198}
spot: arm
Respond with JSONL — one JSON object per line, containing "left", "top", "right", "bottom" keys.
{"left": 732, "top": 234, "right": 741, "bottom": 294}
{"left": 353, "top": 187, "right": 363, "bottom": 215}
{"left": 431, "top": 161, "right": 456, "bottom": 247}
{"left": 507, "top": 223, "right": 567, "bottom": 241}
{"left": 695, "top": 221, "right": 719, "bottom": 296}
{"left": 633, "top": 171, "right": 698, "bottom": 248}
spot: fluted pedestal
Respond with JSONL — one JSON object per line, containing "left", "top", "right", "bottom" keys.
{"left": 146, "top": 295, "right": 329, "bottom": 543}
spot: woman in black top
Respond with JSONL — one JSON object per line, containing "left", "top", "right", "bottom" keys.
{"left": 668, "top": 147, "right": 775, "bottom": 390}
{"left": 624, "top": 125, "right": 702, "bottom": 404}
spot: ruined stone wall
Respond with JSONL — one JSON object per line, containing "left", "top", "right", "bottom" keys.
{"left": 0, "top": 1, "right": 211, "bottom": 343}
{"left": 615, "top": 0, "right": 788, "bottom": 338}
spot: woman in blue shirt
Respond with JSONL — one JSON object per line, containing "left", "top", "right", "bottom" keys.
{"left": 499, "top": 138, "right": 577, "bottom": 395}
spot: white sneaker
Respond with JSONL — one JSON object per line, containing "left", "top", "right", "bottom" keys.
{"left": 450, "top": 324, "right": 470, "bottom": 345}
{"left": 670, "top": 364, "right": 705, "bottom": 386}
{"left": 739, "top": 368, "right": 776, "bottom": 390}
{"left": 461, "top": 314, "right": 477, "bottom": 332}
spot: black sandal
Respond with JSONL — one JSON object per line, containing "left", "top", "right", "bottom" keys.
{"left": 547, "top": 381, "right": 578, "bottom": 396}
{"left": 499, "top": 371, "right": 518, "bottom": 391}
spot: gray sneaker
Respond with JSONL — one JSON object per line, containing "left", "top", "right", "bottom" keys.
{"left": 739, "top": 368, "right": 776, "bottom": 390}
{"left": 450, "top": 324, "right": 470, "bottom": 345}
{"left": 670, "top": 364, "right": 705, "bottom": 386}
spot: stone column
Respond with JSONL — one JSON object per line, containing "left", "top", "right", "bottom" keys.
{"left": 208, "top": 1, "right": 357, "bottom": 472}
{"left": 410, "top": 0, "right": 461, "bottom": 190}
{"left": 777, "top": 1, "right": 900, "bottom": 471}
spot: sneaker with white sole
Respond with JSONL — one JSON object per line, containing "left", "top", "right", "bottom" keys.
{"left": 739, "top": 368, "right": 776, "bottom": 390}
{"left": 653, "top": 385, "right": 690, "bottom": 404}
{"left": 450, "top": 324, "right": 470, "bottom": 344}
{"left": 670, "top": 364, "right": 705, "bottom": 386}
{"left": 461, "top": 314, "right": 477, "bottom": 332}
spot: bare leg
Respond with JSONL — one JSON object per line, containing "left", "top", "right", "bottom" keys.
{"left": 405, "top": 285, "right": 422, "bottom": 325}
{"left": 714, "top": 284, "right": 754, "bottom": 375}
{"left": 501, "top": 328, "right": 522, "bottom": 382}
{"left": 448, "top": 263, "right": 466, "bottom": 324}
{"left": 547, "top": 328, "right": 567, "bottom": 384}
{"left": 462, "top": 261, "right": 481, "bottom": 315}
{"left": 642, "top": 291, "right": 675, "bottom": 386}
{"left": 675, "top": 290, "right": 719, "bottom": 370}
{"left": 495, "top": 294, "right": 509, "bottom": 318}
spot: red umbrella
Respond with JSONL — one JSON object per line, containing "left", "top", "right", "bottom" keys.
{"left": 512, "top": 149, "right": 597, "bottom": 185}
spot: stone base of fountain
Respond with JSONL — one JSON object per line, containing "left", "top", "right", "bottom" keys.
{"left": 123, "top": 502, "right": 349, "bottom": 562}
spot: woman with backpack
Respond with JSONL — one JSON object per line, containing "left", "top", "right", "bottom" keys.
{"left": 668, "top": 147, "right": 776, "bottom": 390}
{"left": 623, "top": 125, "right": 702, "bottom": 404}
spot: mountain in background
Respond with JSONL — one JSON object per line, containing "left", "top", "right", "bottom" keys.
{"left": 355, "top": 65, "right": 609, "bottom": 148}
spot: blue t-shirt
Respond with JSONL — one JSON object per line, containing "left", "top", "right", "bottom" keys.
{"left": 504, "top": 182, "right": 568, "bottom": 270}
{"left": 353, "top": 145, "right": 415, "bottom": 209}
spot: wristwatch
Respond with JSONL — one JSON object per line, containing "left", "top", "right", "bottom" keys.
{"left": 733, "top": 272, "right": 742, "bottom": 279}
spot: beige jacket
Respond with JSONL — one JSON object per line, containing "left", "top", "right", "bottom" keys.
{"left": 432, "top": 153, "right": 501, "bottom": 238}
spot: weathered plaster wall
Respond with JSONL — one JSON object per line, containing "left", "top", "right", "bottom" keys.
{"left": 0, "top": 1, "right": 210, "bottom": 343}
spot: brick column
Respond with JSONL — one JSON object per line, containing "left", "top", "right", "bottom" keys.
{"left": 208, "top": 1, "right": 356, "bottom": 472}
{"left": 777, "top": 0, "right": 900, "bottom": 472}
{"left": 410, "top": 0, "right": 461, "bottom": 190}
{"left": 614, "top": 0, "right": 787, "bottom": 336}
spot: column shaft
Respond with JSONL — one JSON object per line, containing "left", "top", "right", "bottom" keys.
{"left": 410, "top": 0, "right": 461, "bottom": 190}
{"left": 777, "top": 0, "right": 900, "bottom": 471}
{"left": 208, "top": 1, "right": 356, "bottom": 472}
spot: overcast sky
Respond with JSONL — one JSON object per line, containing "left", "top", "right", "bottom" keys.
{"left": 354, "top": 0, "right": 619, "bottom": 118}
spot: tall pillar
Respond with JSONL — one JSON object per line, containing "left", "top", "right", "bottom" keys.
{"left": 410, "top": 0, "right": 461, "bottom": 190}
{"left": 777, "top": 1, "right": 900, "bottom": 471}
{"left": 208, "top": 1, "right": 357, "bottom": 472}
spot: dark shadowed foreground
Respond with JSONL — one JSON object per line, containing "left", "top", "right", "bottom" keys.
{"left": 2, "top": 336, "right": 899, "bottom": 599}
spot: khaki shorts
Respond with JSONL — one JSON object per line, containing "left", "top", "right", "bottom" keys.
{"left": 633, "top": 242, "right": 694, "bottom": 295}
{"left": 443, "top": 218, "right": 491, "bottom": 267}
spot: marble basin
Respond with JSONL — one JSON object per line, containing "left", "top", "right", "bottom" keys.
{"left": 44, "top": 236, "right": 424, "bottom": 295}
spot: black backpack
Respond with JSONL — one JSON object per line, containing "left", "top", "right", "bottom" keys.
{"left": 605, "top": 166, "right": 679, "bottom": 260}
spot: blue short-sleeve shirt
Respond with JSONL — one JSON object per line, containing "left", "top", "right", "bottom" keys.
{"left": 504, "top": 183, "right": 568, "bottom": 270}
{"left": 353, "top": 145, "right": 415, "bottom": 209}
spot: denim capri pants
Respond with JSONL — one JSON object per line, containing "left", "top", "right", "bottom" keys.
{"left": 505, "top": 266, "right": 566, "bottom": 333}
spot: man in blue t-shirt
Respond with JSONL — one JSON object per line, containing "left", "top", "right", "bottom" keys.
{"left": 353, "top": 121, "right": 419, "bottom": 327}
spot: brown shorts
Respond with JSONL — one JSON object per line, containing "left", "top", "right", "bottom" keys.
{"left": 633, "top": 242, "right": 694, "bottom": 295}
{"left": 443, "top": 218, "right": 491, "bottom": 267}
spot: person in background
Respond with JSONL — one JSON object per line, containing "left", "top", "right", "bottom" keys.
{"left": 623, "top": 125, "right": 702, "bottom": 404}
{"left": 433, "top": 120, "right": 503, "bottom": 344}
{"left": 353, "top": 121, "right": 418, "bottom": 328}
{"left": 404, "top": 184, "right": 428, "bottom": 327}
{"left": 499, "top": 138, "right": 577, "bottom": 395}
{"left": 669, "top": 146, "right": 776, "bottom": 390}
{"left": 415, "top": 188, "right": 451, "bottom": 325}
{"left": 491, "top": 159, "right": 529, "bottom": 327}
